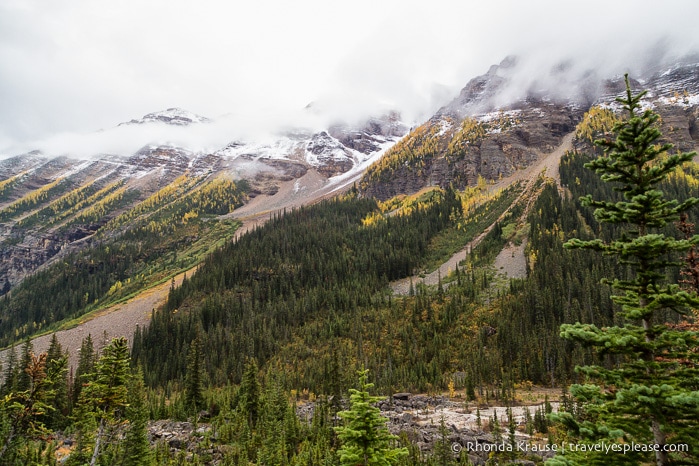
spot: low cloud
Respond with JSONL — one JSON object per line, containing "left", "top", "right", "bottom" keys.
{"left": 1, "top": 0, "right": 698, "bottom": 159}
{"left": 3, "top": 109, "right": 332, "bottom": 160}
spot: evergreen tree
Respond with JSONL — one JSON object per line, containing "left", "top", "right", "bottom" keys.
{"left": 16, "top": 338, "right": 34, "bottom": 392}
{"left": 122, "top": 367, "right": 153, "bottom": 466}
{"left": 45, "top": 333, "right": 69, "bottom": 430}
{"left": 550, "top": 76, "right": 699, "bottom": 465}
{"left": 72, "top": 334, "right": 96, "bottom": 405}
{"left": 0, "top": 351, "right": 61, "bottom": 461}
{"left": 184, "top": 336, "right": 205, "bottom": 414}
{"left": 433, "top": 416, "right": 456, "bottom": 465}
{"left": 239, "top": 358, "right": 261, "bottom": 429}
{"left": 0, "top": 344, "right": 19, "bottom": 396}
{"left": 76, "top": 337, "right": 131, "bottom": 466}
{"left": 335, "top": 369, "right": 408, "bottom": 466}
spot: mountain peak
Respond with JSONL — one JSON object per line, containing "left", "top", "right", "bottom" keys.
{"left": 120, "top": 108, "right": 210, "bottom": 126}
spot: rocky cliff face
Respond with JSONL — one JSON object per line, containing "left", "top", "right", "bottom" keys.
{"left": 359, "top": 58, "right": 699, "bottom": 201}
{"left": 329, "top": 112, "right": 409, "bottom": 153}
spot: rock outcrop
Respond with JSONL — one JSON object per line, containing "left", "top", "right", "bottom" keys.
{"left": 359, "top": 58, "right": 699, "bottom": 201}
{"left": 296, "top": 393, "right": 558, "bottom": 465}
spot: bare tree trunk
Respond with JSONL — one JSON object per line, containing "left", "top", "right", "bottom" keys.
{"left": 0, "top": 428, "right": 15, "bottom": 458}
{"left": 90, "top": 418, "right": 105, "bottom": 466}
{"left": 652, "top": 419, "right": 668, "bottom": 466}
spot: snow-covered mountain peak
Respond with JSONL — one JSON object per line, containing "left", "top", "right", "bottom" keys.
{"left": 121, "top": 108, "right": 210, "bottom": 126}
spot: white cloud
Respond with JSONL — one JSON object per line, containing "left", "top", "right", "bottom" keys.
{"left": 1, "top": 0, "right": 698, "bottom": 158}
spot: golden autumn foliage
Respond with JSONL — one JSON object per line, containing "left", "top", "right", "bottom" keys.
{"left": 362, "top": 121, "right": 450, "bottom": 185}
{"left": 102, "top": 175, "right": 202, "bottom": 232}
{"left": 71, "top": 185, "right": 129, "bottom": 225}
{"left": 362, "top": 112, "right": 522, "bottom": 191}
{"left": 445, "top": 118, "right": 487, "bottom": 160}
{"left": 575, "top": 105, "right": 618, "bottom": 142}
{"left": 0, "top": 178, "right": 67, "bottom": 221}
{"left": 0, "top": 172, "right": 25, "bottom": 199}
{"left": 17, "top": 179, "right": 126, "bottom": 228}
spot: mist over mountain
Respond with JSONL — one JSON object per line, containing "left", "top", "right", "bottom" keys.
{"left": 1, "top": 22, "right": 699, "bottom": 461}
{"left": 2, "top": 50, "right": 697, "bottom": 295}
{"left": 2, "top": 0, "right": 699, "bottom": 157}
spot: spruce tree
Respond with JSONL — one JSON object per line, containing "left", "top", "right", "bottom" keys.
{"left": 0, "top": 344, "right": 19, "bottom": 396}
{"left": 45, "top": 333, "right": 69, "bottom": 429}
{"left": 184, "top": 336, "right": 205, "bottom": 415}
{"left": 239, "top": 358, "right": 261, "bottom": 429}
{"left": 72, "top": 334, "right": 96, "bottom": 405}
{"left": 16, "top": 338, "right": 34, "bottom": 392}
{"left": 433, "top": 416, "right": 456, "bottom": 465}
{"left": 122, "top": 368, "right": 153, "bottom": 466}
{"left": 0, "top": 351, "right": 63, "bottom": 462}
{"left": 335, "top": 369, "right": 408, "bottom": 466}
{"left": 77, "top": 337, "right": 131, "bottom": 466}
{"left": 550, "top": 76, "right": 699, "bottom": 465}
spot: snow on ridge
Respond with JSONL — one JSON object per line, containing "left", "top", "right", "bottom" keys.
{"left": 122, "top": 108, "right": 210, "bottom": 126}
{"left": 216, "top": 137, "right": 302, "bottom": 161}
{"left": 325, "top": 134, "right": 403, "bottom": 193}
{"left": 436, "top": 118, "right": 453, "bottom": 137}
{"left": 304, "top": 132, "right": 352, "bottom": 168}
{"left": 660, "top": 62, "right": 699, "bottom": 78}
{"left": 657, "top": 92, "right": 699, "bottom": 108}
{"left": 56, "top": 159, "right": 96, "bottom": 179}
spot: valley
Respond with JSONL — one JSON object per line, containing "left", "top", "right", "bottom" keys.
{"left": 0, "top": 56, "right": 698, "bottom": 465}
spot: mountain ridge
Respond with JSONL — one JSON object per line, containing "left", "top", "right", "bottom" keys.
{"left": 358, "top": 57, "right": 699, "bottom": 200}
{"left": 0, "top": 110, "right": 408, "bottom": 291}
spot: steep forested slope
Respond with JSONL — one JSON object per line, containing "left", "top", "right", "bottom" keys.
{"left": 132, "top": 191, "right": 464, "bottom": 387}
{"left": 0, "top": 176, "right": 247, "bottom": 346}
{"left": 1, "top": 58, "right": 698, "bottom": 465}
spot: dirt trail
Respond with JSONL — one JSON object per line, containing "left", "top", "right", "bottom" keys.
{"left": 390, "top": 132, "right": 573, "bottom": 295}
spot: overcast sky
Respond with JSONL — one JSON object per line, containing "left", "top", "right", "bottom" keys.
{"left": 1, "top": 0, "right": 698, "bottom": 157}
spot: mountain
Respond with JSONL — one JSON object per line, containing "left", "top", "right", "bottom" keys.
{"left": 119, "top": 107, "right": 211, "bottom": 126}
{"left": 1, "top": 56, "right": 697, "bottom": 341}
{"left": 359, "top": 57, "right": 699, "bottom": 200}
{"left": 0, "top": 111, "right": 408, "bottom": 292}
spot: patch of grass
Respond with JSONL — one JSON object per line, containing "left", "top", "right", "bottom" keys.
{"left": 420, "top": 183, "right": 523, "bottom": 272}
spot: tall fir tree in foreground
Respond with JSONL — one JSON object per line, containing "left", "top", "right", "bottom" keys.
{"left": 549, "top": 76, "right": 699, "bottom": 465}
{"left": 335, "top": 369, "right": 408, "bottom": 466}
{"left": 45, "top": 334, "right": 69, "bottom": 430}
{"left": 70, "top": 337, "right": 131, "bottom": 466}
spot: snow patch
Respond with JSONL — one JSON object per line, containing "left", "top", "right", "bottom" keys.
{"left": 437, "top": 118, "right": 453, "bottom": 137}
{"left": 657, "top": 93, "right": 699, "bottom": 108}
{"left": 217, "top": 138, "right": 302, "bottom": 161}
